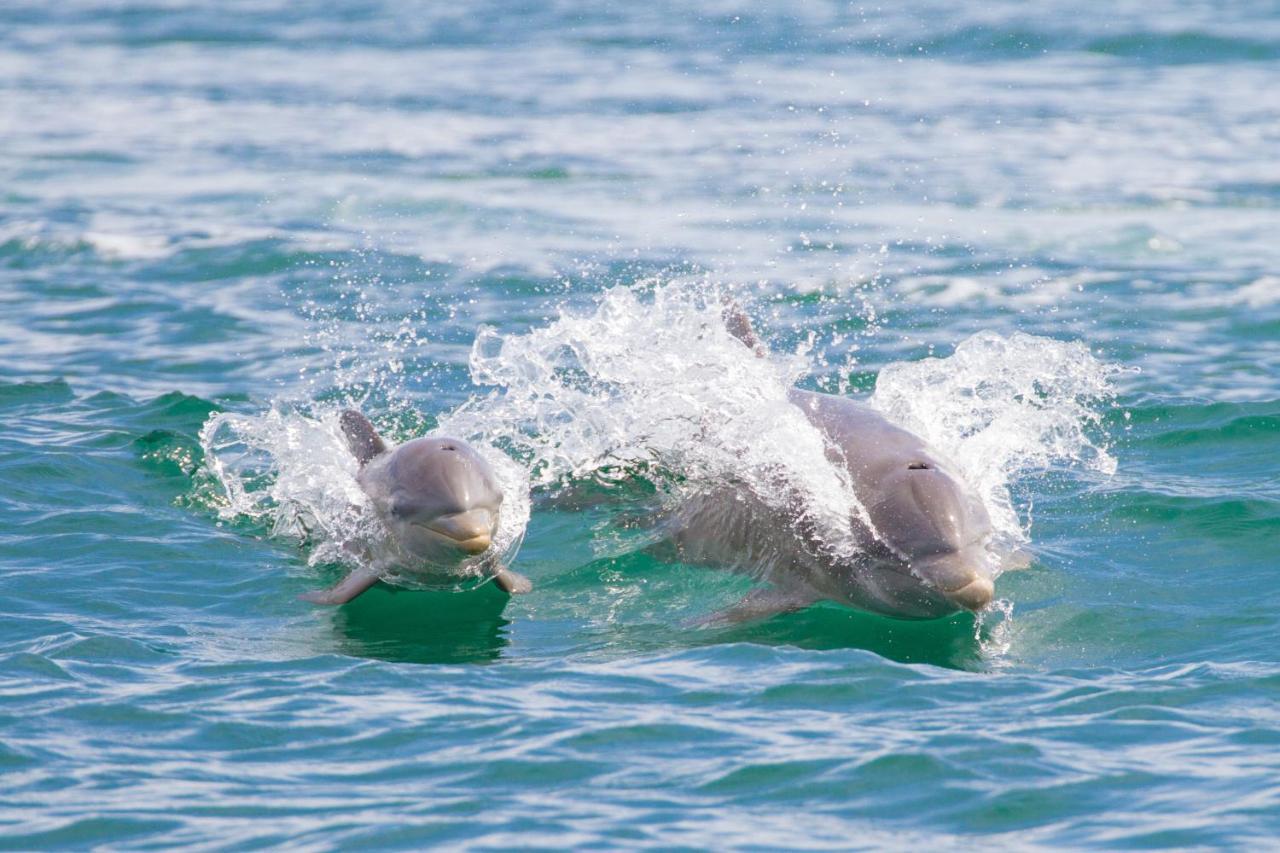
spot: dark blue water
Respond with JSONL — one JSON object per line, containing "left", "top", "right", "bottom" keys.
{"left": 2, "top": 1, "right": 1279, "bottom": 847}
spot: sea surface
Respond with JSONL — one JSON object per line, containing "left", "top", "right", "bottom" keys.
{"left": 3, "top": 1, "right": 1279, "bottom": 848}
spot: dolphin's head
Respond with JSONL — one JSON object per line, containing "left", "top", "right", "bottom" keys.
{"left": 864, "top": 459, "right": 995, "bottom": 614}
{"left": 375, "top": 437, "right": 503, "bottom": 565}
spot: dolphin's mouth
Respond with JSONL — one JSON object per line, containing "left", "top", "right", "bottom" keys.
{"left": 910, "top": 552, "right": 995, "bottom": 612}
{"left": 939, "top": 575, "right": 995, "bottom": 611}
{"left": 422, "top": 509, "right": 496, "bottom": 555}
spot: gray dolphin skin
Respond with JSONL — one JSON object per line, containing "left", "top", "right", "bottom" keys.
{"left": 665, "top": 307, "right": 997, "bottom": 622}
{"left": 299, "top": 410, "right": 531, "bottom": 605}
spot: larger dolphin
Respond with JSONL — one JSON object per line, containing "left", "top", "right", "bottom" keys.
{"left": 662, "top": 307, "right": 997, "bottom": 621}
{"left": 300, "top": 410, "right": 531, "bottom": 605}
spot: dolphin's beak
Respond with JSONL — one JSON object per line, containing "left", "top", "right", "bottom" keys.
{"left": 944, "top": 575, "right": 995, "bottom": 611}
{"left": 913, "top": 552, "right": 995, "bottom": 612}
{"left": 425, "top": 509, "right": 494, "bottom": 555}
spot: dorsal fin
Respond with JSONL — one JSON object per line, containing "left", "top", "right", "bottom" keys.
{"left": 339, "top": 409, "right": 388, "bottom": 466}
{"left": 722, "top": 300, "right": 767, "bottom": 357}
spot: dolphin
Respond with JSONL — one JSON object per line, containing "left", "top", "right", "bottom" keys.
{"left": 299, "top": 410, "right": 531, "bottom": 605}
{"left": 661, "top": 306, "right": 997, "bottom": 622}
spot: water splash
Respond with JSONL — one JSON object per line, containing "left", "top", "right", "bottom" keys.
{"left": 975, "top": 598, "right": 1017, "bottom": 666}
{"left": 869, "top": 331, "right": 1120, "bottom": 549}
{"left": 445, "top": 282, "right": 1119, "bottom": 573}
{"left": 441, "top": 280, "right": 873, "bottom": 562}
{"left": 198, "top": 405, "right": 530, "bottom": 587}
{"left": 197, "top": 280, "right": 1118, "bottom": 605}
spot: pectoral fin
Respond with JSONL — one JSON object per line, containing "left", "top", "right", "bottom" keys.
{"left": 692, "top": 585, "right": 819, "bottom": 627}
{"left": 299, "top": 567, "right": 381, "bottom": 605}
{"left": 492, "top": 568, "right": 533, "bottom": 595}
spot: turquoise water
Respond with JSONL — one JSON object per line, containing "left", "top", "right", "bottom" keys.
{"left": 3, "top": 1, "right": 1280, "bottom": 847}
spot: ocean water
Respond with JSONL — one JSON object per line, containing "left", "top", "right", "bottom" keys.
{"left": 3, "top": 0, "right": 1279, "bottom": 847}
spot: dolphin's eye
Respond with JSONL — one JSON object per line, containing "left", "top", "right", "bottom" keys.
{"left": 907, "top": 462, "right": 931, "bottom": 470}
{"left": 391, "top": 500, "right": 419, "bottom": 518}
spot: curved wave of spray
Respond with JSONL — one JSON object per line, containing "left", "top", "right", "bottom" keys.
{"left": 198, "top": 406, "right": 530, "bottom": 587}
{"left": 443, "top": 282, "right": 1119, "bottom": 567}
{"left": 440, "top": 280, "right": 873, "bottom": 562}
{"left": 870, "top": 331, "right": 1120, "bottom": 550}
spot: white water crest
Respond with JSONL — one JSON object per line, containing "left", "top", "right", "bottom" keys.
{"left": 441, "top": 280, "right": 874, "bottom": 562}
{"left": 198, "top": 406, "right": 530, "bottom": 587}
{"left": 198, "top": 280, "right": 1117, "bottom": 593}
{"left": 870, "top": 330, "right": 1120, "bottom": 550}
{"left": 444, "top": 281, "right": 1118, "bottom": 568}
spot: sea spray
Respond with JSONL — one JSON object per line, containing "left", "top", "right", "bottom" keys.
{"left": 440, "top": 281, "right": 874, "bottom": 563}
{"left": 870, "top": 331, "right": 1121, "bottom": 552}
{"left": 197, "top": 280, "right": 1118, "bottom": 601}
{"left": 444, "top": 282, "right": 1120, "bottom": 575}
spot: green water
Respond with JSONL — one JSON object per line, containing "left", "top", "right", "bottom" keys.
{"left": 3, "top": 0, "right": 1280, "bottom": 847}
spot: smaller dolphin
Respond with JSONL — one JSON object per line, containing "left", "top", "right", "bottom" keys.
{"left": 300, "top": 410, "right": 531, "bottom": 605}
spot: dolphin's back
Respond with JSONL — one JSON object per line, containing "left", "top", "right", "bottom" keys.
{"left": 787, "top": 389, "right": 940, "bottom": 486}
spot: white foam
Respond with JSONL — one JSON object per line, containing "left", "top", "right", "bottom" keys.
{"left": 197, "top": 281, "right": 1118, "bottom": 593}
{"left": 445, "top": 282, "right": 1119, "bottom": 567}
{"left": 440, "top": 279, "right": 872, "bottom": 561}
{"left": 869, "top": 330, "right": 1119, "bottom": 547}
{"left": 82, "top": 230, "right": 172, "bottom": 260}
{"left": 1233, "top": 275, "right": 1280, "bottom": 308}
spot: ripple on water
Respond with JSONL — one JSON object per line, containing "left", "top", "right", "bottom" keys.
{"left": 3, "top": 0, "right": 1280, "bottom": 845}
